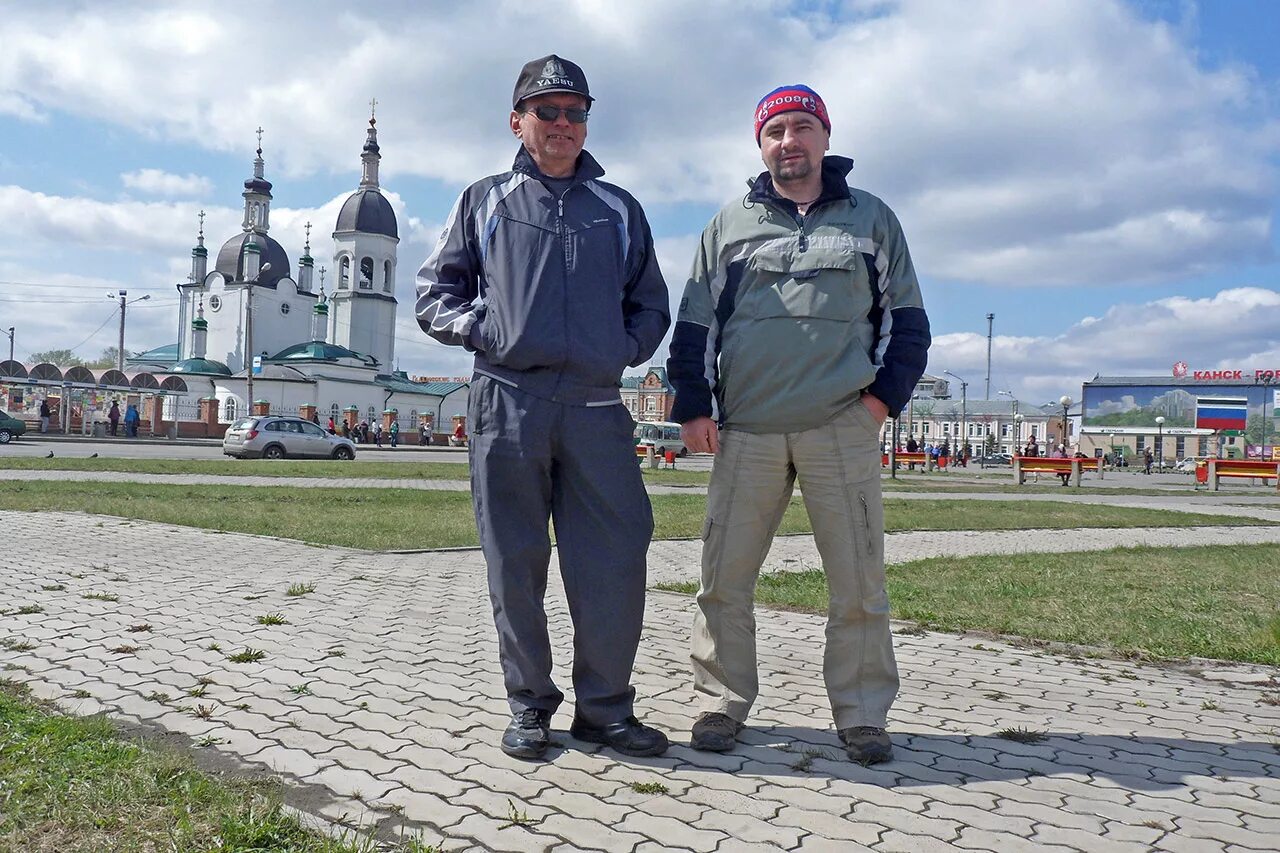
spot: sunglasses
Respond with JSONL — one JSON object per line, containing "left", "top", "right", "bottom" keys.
{"left": 523, "top": 104, "right": 589, "bottom": 124}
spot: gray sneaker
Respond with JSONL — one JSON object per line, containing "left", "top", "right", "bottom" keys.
{"left": 839, "top": 726, "right": 893, "bottom": 765}
{"left": 690, "top": 712, "right": 743, "bottom": 752}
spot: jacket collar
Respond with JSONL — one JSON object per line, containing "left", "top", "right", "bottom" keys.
{"left": 747, "top": 155, "right": 853, "bottom": 212}
{"left": 512, "top": 146, "right": 606, "bottom": 185}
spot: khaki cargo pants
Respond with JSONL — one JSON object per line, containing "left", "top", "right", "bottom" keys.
{"left": 691, "top": 400, "right": 899, "bottom": 730}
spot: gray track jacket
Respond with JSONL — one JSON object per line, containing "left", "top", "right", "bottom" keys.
{"left": 416, "top": 148, "right": 670, "bottom": 405}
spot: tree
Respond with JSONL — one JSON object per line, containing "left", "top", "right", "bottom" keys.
{"left": 85, "top": 347, "right": 121, "bottom": 370}
{"left": 28, "top": 349, "right": 83, "bottom": 366}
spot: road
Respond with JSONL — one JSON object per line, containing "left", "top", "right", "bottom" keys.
{"left": 0, "top": 435, "right": 723, "bottom": 470}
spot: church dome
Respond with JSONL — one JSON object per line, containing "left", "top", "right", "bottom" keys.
{"left": 214, "top": 232, "right": 291, "bottom": 288}
{"left": 335, "top": 189, "right": 398, "bottom": 239}
{"left": 270, "top": 340, "right": 378, "bottom": 366}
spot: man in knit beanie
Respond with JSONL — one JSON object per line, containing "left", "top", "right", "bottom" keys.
{"left": 667, "top": 83, "right": 931, "bottom": 764}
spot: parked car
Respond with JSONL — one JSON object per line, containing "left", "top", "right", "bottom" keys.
{"left": 0, "top": 409, "right": 26, "bottom": 443}
{"left": 976, "top": 453, "right": 1012, "bottom": 466}
{"left": 223, "top": 416, "right": 356, "bottom": 460}
{"left": 1175, "top": 456, "right": 1209, "bottom": 474}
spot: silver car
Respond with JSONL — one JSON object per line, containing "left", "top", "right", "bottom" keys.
{"left": 223, "top": 416, "right": 356, "bottom": 460}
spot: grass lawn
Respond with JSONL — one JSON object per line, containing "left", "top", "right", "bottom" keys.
{"left": 0, "top": 482, "right": 1269, "bottom": 551}
{"left": 0, "top": 681, "right": 437, "bottom": 852}
{"left": 657, "top": 544, "right": 1280, "bottom": 664}
{"left": 0, "top": 456, "right": 712, "bottom": 487}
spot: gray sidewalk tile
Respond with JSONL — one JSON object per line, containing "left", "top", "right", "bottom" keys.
{"left": 3, "top": 508, "right": 1279, "bottom": 853}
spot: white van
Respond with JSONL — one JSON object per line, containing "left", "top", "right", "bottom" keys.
{"left": 634, "top": 421, "right": 688, "bottom": 457}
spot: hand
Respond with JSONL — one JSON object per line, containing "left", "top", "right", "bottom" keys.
{"left": 681, "top": 416, "right": 720, "bottom": 455}
{"left": 861, "top": 393, "right": 889, "bottom": 425}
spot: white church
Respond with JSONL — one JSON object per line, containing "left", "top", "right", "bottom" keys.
{"left": 132, "top": 114, "right": 467, "bottom": 439}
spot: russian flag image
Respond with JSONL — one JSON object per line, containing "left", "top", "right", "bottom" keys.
{"left": 1196, "top": 397, "right": 1248, "bottom": 432}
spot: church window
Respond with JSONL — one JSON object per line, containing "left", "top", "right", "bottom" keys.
{"left": 279, "top": 302, "right": 290, "bottom": 315}
{"left": 330, "top": 402, "right": 340, "bottom": 422}
{"left": 359, "top": 257, "right": 374, "bottom": 289}
{"left": 209, "top": 295, "right": 222, "bottom": 312}
{"left": 223, "top": 397, "right": 238, "bottom": 422}
{"left": 338, "top": 256, "right": 350, "bottom": 289}
{"left": 383, "top": 260, "right": 393, "bottom": 292}
{"left": 367, "top": 405, "right": 377, "bottom": 424}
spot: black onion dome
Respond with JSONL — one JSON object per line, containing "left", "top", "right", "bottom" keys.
{"left": 214, "top": 232, "right": 291, "bottom": 287}
{"left": 335, "top": 189, "right": 397, "bottom": 239}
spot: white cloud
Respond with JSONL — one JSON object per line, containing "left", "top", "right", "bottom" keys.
{"left": 930, "top": 286, "right": 1280, "bottom": 402}
{"left": 0, "top": 0, "right": 1273, "bottom": 289}
{"left": 120, "top": 168, "right": 212, "bottom": 197}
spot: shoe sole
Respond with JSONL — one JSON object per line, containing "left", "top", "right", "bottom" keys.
{"left": 570, "top": 728, "right": 669, "bottom": 757}
{"left": 500, "top": 741, "right": 549, "bottom": 761}
{"left": 846, "top": 748, "right": 893, "bottom": 765}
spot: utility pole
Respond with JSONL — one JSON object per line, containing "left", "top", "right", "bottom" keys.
{"left": 985, "top": 313, "right": 994, "bottom": 400}
{"left": 3, "top": 326, "right": 12, "bottom": 363}
{"left": 108, "top": 291, "right": 149, "bottom": 371}
{"left": 116, "top": 290, "right": 127, "bottom": 371}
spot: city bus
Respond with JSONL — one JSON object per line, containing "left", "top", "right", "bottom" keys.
{"left": 634, "top": 421, "right": 688, "bottom": 457}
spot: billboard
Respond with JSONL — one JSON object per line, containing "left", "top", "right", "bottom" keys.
{"left": 1082, "top": 383, "right": 1275, "bottom": 444}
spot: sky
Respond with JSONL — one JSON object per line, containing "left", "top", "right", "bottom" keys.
{"left": 0, "top": 0, "right": 1277, "bottom": 406}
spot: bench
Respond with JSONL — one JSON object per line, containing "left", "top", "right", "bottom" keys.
{"left": 1207, "top": 459, "right": 1280, "bottom": 491}
{"left": 881, "top": 451, "right": 931, "bottom": 469}
{"left": 1012, "top": 456, "right": 1101, "bottom": 487}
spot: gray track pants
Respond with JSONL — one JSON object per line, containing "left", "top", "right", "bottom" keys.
{"left": 468, "top": 375, "right": 654, "bottom": 725}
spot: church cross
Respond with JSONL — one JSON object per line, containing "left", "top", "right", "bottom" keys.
{"left": 369, "top": 97, "right": 377, "bottom": 122}
{"left": 197, "top": 209, "right": 205, "bottom": 238}
{"left": 255, "top": 126, "right": 264, "bottom": 153}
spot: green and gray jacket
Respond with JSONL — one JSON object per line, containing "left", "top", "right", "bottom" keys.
{"left": 667, "top": 156, "right": 930, "bottom": 434}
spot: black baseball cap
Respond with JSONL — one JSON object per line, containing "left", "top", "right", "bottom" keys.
{"left": 512, "top": 54, "right": 593, "bottom": 109}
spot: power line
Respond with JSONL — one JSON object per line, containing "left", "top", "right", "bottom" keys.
{"left": 0, "top": 279, "right": 176, "bottom": 292}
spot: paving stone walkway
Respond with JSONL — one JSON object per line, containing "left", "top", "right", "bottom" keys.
{"left": 3, "top": 510, "right": 1279, "bottom": 852}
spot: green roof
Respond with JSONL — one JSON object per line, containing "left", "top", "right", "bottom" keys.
{"left": 170, "top": 357, "right": 232, "bottom": 376}
{"left": 269, "top": 341, "right": 375, "bottom": 365}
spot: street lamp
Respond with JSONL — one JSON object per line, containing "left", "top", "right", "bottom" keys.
{"left": 244, "top": 263, "right": 273, "bottom": 412}
{"left": 1014, "top": 412, "right": 1024, "bottom": 454}
{"left": 998, "top": 389, "right": 1019, "bottom": 454}
{"left": 1059, "top": 395, "right": 1073, "bottom": 453}
{"left": 106, "top": 291, "right": 151, "bottom": 371}
{"left": 1155, "top": 415, "right": 1165, "bottom": 471}
{"left": 944, "top": 371, "right": 969, "bottom": 463}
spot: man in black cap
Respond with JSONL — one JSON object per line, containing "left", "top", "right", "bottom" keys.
{"left": 416, "top": 55, "right": 671, "bottom": 760}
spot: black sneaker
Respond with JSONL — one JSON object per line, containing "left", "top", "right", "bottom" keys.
{"left": 570, "top": 715, "right": 669, "bottom": 757}
{"left": 501, "top": 708, "right": 553, "bottom": 760}
{"left": 690, "top": 712, "right": 742, "bottom": 752}
{"left": 839, "top": 726, "right": 893, "bottom": 765}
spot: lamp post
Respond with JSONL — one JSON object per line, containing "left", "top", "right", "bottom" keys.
{"left": 1157, "top": 412, "right": 1167, "bottom": 468}
{"left": 1059, "top": 395, "right": 1073, "bottom": 453}
{"left": 243, "top": 262, "right": 273, "bottom": 412}
{"left": 2, "top": 326, "right": 12, "bottom": 363}
{"left": 107, "top": 291, "right": 150, "bottom": 371}
{"left": 1014, "top": 413, "right": 1024, "bottom": 454}
{"left": 998, "top": 389, "right": 1019, "bottom": 453}
{"left": 1261, "top": 374, "right": 1274, "bottom": 456}
{"left": 944, "top": 371, "right": 969, "bottom": 463}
